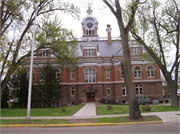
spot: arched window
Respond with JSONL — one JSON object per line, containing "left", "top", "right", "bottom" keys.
{"left": 119, "top": 66, "right": 124, "bottom": 79}
{"left": 147, "top": 65, "right": 155, "bottom": 78}
{"left": 86, "top": 30, "right": 88, "bottom": 35}
{"left": 27, "top": 70, "right": 35, "bottom": 81}
{"left": 133, "top": 66, "right": 142, "bottom": 78}
{"left": 89, "top": 30, "right": 91, "bottom": 35}
{"left": 84, "top": 68, "right": 96, "bottom": 83}
{"left": 56, "top": 69, "right": 60, "bottom": 81}
{"left": 92, "top": 29, "right": 94, "bottom": 35}
{"left": 39, "top": 69, "right": 44, "bottom": 81}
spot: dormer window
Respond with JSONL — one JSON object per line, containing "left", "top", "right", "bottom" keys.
{"left": 85, "top": 49, "right": 94, "bottom": 56}
{"left": 131, "top": 47, "right": 140, "bottom": 54}
{"left": 40, "top": 50, "right": 49, "bottom": 57}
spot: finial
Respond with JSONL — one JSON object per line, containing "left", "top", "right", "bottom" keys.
{"left": 87, "top": 6, "right": 92, "bottom": 15}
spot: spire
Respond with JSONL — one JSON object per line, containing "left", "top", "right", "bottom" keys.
{"left": 87, "top": 6, "right": 93, "bottom": 15}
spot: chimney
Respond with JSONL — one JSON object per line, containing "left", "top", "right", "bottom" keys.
{"left": 106, "top": 24, "right": 112, "bottom": 44}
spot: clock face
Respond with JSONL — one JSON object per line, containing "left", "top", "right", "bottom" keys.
{"left": 87, "top": 23, "right": 93, "bottom": 28}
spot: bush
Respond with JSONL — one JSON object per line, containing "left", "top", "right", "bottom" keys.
{"left": 142, "top": 105, "right": 151, "bottom": 111}
{"left": 107, "top": 105, "right": 113, "bottom": 110}
{"left": 61, "top": 108, "right": 66, "bottom": 112}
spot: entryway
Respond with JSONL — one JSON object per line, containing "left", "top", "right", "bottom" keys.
{"left": 87, "top": 93, "right": 95, "bottom": 102}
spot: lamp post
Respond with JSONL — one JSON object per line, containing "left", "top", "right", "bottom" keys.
{"left": 26, "top": 0, "right": 37, "bottom": 121}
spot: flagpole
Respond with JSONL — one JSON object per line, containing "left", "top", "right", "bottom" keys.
{"left": 26, "top": 0, "right": 37, "bottom": 121}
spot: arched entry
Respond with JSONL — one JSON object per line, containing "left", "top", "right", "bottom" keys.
{"left": 83, "top": 87, "right": 98, "bottom": 103}
{"left": 87, "top": 93, "right": 95, "bottom": 102}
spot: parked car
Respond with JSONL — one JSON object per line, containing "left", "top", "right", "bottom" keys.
{"left": 137, "top": 98, "right": 150, "bottom": 105}
{"left": 151, "top": 99, "right": 159, "bottom": 104}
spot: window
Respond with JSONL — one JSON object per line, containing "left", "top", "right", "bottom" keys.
{"left": 56, "top": 69, "right": 60, "bottom": 81}
{"left": 86, "top": 29, "right": 94, "bottom": 35}
{"left": 39, "top": 50, "right": 49, "bottom": 57}
{"left": 71, "top": 87, "right": 75, "bottom": 96}
{"left": 71, "top": 71, "right": 75, "bottom": 80}
{"left": 120, "top": 66, "right": 124, "bottom": 79}
{"left": 131, "top": 47, "right": 140, "bottom": 54}
{"left": 107, "top": 86, "right": 111, "bottom": 95}
{"left": 133, "top": 66, "right": 142, "bottom": 78}
{"left": 39, "top": 69, "right": 44, "bottom": 81}
{"left": 27, "top": 70, "right": 35, "bottom": 81}
{"left": 85, "top": 68, "right": 96, "bottom": 83}
{"left": 122, "top": 85, "right": 127, "bottom": 96}
{"left": 106, "top": 70, "right": 110, "bottom": 79}
{"left": 85, "top": 49, "right": 94, "bottom": 56}
{"left": 147, "top": 65, "right": 155, "bottom": 78}
{"left": 135, "top": 85, "right": 143, "bottom": 95}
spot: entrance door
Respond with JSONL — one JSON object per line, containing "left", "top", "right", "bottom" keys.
{"left": 87, "top": 93, "right": 95, "bottom": 102}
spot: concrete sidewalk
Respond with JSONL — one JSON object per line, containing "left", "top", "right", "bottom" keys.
{"left": 1, "top": 103, "right": 180, "bottom": 123}
{"left": 73, "top": 103, "right": 96, "bottom": 117}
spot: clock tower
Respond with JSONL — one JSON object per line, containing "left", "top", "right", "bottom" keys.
{"left": 81, "top": 6, "right": 99, "bottom": 41}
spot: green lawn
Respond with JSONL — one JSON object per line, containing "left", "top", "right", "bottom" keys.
{"left": 96, "top": 105, "right": 179, "bottom": 115}
{"left": 1, "top": 104, "right": 84, "bottom": 117}
{"left": 0, "top": 119, "right": 70, "bottom": 125}
{"left": 0, "top": 115, "right": 161, "bottom": 125}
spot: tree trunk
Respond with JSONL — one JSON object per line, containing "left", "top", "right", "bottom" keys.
{"left": 121, "top": 36, "right": 142, "bottom": 120}
{"left": 167, "top": 81, "right": 179, "bottom": 106}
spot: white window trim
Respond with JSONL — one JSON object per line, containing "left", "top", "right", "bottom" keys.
{"left": 27, "top": 69, "right": 35, "bottom": 82}
{"left": 135, "top": 85, "right": 143, "bottom": 95}
{"left": 131, "top": 47, "right": 140, "bottom": 55}
{"left": 119, "top": 67, "right": 124, "bottom": 79}
{"left": 122, "top": 85, "right": 127, "bottom": 96}
{"left": 71, "top": 87, "right": 75, "bottom": 96}
{"left": 71, "top": 71, "right": 75, "bottom": 80}
{"left": 146, "top": 65, "right": 155, "bottom": 78}
{"left": 56, "top": 69, "right": 61, "bottom": 81}
{"left": 39, "top": 50, "right": 49, "bottom": 57}
{"left": 39, "top": 69, "right": 44, "bottom": 81}
{"left": 84, "top": 68, "right": 96, "bottom": 83}
{"left": 133, "top": 66, "right": 142, "bottom": 79}
{"left": 85, "top": 49, "right": 94, "bottom": 56}
{"left": 107, "top": 86, "right": 111, "bottom": 95}
{"left": 106, "top": 70, "right": 110, "bottom": 79}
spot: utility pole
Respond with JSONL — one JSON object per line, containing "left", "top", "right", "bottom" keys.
{"left": 26, "top": 0, "right": 37, "bottom": 121}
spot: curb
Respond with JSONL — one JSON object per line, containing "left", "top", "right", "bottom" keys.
{"left": 0, "top": 121, "right": 164, "bottom": 127}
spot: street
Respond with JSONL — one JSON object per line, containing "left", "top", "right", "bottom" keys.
{"left": 1, "top": 122, "right": 180, "bottom": 134}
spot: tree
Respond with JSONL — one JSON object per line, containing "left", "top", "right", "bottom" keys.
{"left": 8, "top": 67, "right": 28, "bottom": 108}
{"left": 131, "top": 0, "right": 179, "bottom": 106}
{"left": 0, "top": 0, "right": 80, "bottom": 96}
{"left": 103, "top": 0, "right": 142, "bottom": 120}
{"left": 38, "top": 61, "right": 61, "bottom": 107}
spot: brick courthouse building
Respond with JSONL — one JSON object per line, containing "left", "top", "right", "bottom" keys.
{"left": 27, "top": 7, "right": 163, "bottom": 107}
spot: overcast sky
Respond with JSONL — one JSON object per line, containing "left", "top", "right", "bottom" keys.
{"left": 60, "top": 0, "right": 121, "bottom": 39}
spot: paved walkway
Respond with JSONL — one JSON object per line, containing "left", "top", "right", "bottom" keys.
{"left": 1, "top": 103, "right": 180, "bottom": 123}
{"left": 73, "top": 103, "right": 96, "bottom": 117}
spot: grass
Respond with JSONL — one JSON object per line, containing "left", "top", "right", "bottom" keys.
{"left": 0, "top": 119, "right": 70, "bottom": 125}
{"left": 0, "top": 116, "right": 162, "bottom": 125}
{"left": 88, "top": 116, "right": 161, "bottom": 123}
{"left": 96, "top": 105, "right": 179, "bottom": 115}
{"left": 1, "top": 104, "right": 84, "bottom": 117}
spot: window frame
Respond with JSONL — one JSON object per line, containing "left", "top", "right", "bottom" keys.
{"left": 27, "top": 69, "right": 35, "bottom": 82}
{"left": 71, "top": 87, "right": 75, "bottom": 96}
{"left": 56, "top": 69, "right": 60, "bottom": 81}
{"left": 71, "top": 71, "right": 75, "bottom": 80}
{"left": 107, "top": 86, "right": 111, "bottom": 95}
{"left": 133, "top": 66, "right": 142, "bottom": 78}
{"left": 122, "top": 85, "right": 127, "bottom": 96}
{"left": 85, "top": 49, "right": 95, "bottom": 56}
{"left": 131, "top": 47, "right": 140, "bottom": 54}
{"left": 39, "top": 50, "right": 49, "bottom": 57}
{"left": 147, "top": 65, "right": 155, "bottom": 78}
{"left": 106, "top": 70, "right": 110, "bottom": 79}
{"left": 135, "top": 85, "right": 143, "bottom": 95}
{"left": 84, "top": 68, "right": 96, "bottom": 83}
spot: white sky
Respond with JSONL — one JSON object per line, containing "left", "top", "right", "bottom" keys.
{"left": 60, "top": 0, "right": 120, "bottom": 38}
